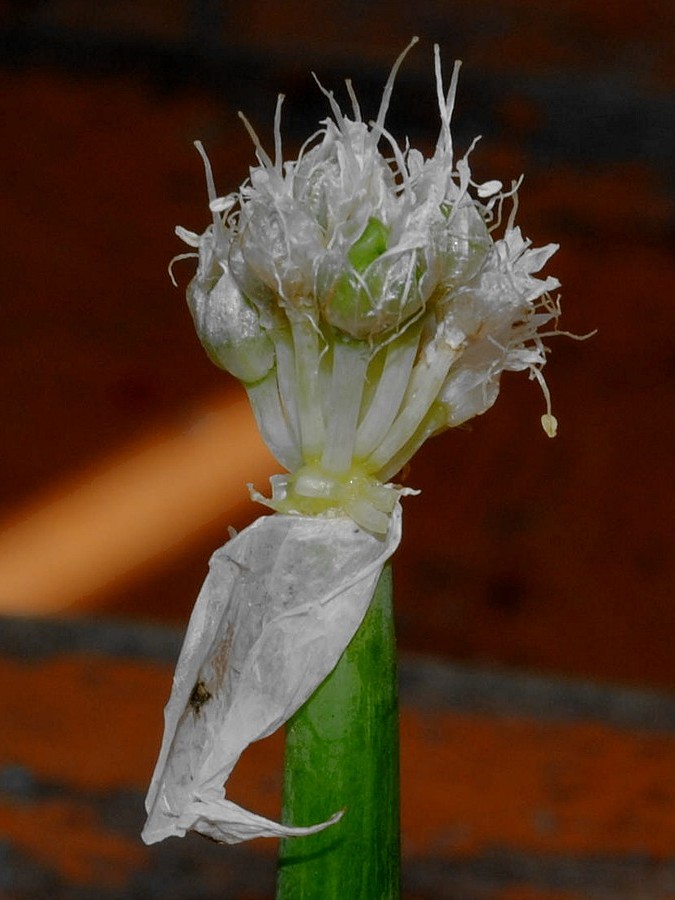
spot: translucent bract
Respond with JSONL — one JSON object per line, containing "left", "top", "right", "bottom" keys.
{"left": 142, "top": 507, "right": 402, "bottom": 844}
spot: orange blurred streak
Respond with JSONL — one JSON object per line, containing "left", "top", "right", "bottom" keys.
{"left": 0, "top": 393, "right": 277, "bottom": 616}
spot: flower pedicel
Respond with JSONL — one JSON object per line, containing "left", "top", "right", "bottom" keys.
{"left": 142, "top": 39, "right": 561, "bottom": 846}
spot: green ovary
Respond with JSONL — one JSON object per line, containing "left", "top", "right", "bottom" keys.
{"left": 322, "top": 217, "right": 392, "bottom": 340}
{"left": 347, "top": 217, "right": 390, "bottom": 271}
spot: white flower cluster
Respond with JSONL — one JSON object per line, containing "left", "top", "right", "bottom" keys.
{"left": 177, "top": 39, "right": 561, "bottom": 533}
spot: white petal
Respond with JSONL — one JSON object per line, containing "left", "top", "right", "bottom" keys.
{"left": 142, "top": 507, "right": 402, "bottom": 845}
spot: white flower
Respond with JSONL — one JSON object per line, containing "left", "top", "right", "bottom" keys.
{"left": 144, "top": 41, "right": 565, "bottom": 851}
{"left": 179, "top": 38, "right": 561, "bottom": 532}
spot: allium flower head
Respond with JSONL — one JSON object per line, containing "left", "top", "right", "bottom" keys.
{"left": 177, "top": 38, "right": 561, "bottom": 533}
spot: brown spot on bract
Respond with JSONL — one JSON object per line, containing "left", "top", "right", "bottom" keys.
{"left": 189, "top": 680, "right": 212, "bottom": 715}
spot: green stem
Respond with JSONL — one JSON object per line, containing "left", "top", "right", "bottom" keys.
{"left": 276, "top": 562, "right": 400, "bottom": 900}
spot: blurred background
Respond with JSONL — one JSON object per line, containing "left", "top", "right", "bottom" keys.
{"left": 1, "top": 1, "right": 674, "bottom": 898}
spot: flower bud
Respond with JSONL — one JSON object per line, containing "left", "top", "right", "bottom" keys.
{"left": 237, "top": 201, "right": 323, "bottom": 308}
{"left": 320, "top": 218, "right": 425, "bottom": 340}
{"left": 432, "top": 201, "right": 492, "bottom": 292}
{"left": 187, "top": 268, "right": 275, "bottom": 384}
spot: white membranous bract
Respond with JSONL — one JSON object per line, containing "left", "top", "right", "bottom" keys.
{"left": 179, "top": 39, "right": 561, "bottom": 535}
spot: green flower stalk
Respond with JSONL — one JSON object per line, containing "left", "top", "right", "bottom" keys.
{"left": 143, "top": 38, "right": 562, "bottom": 900}
{"left": 277, "top": 563, "right": 399, "bottom": 899}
